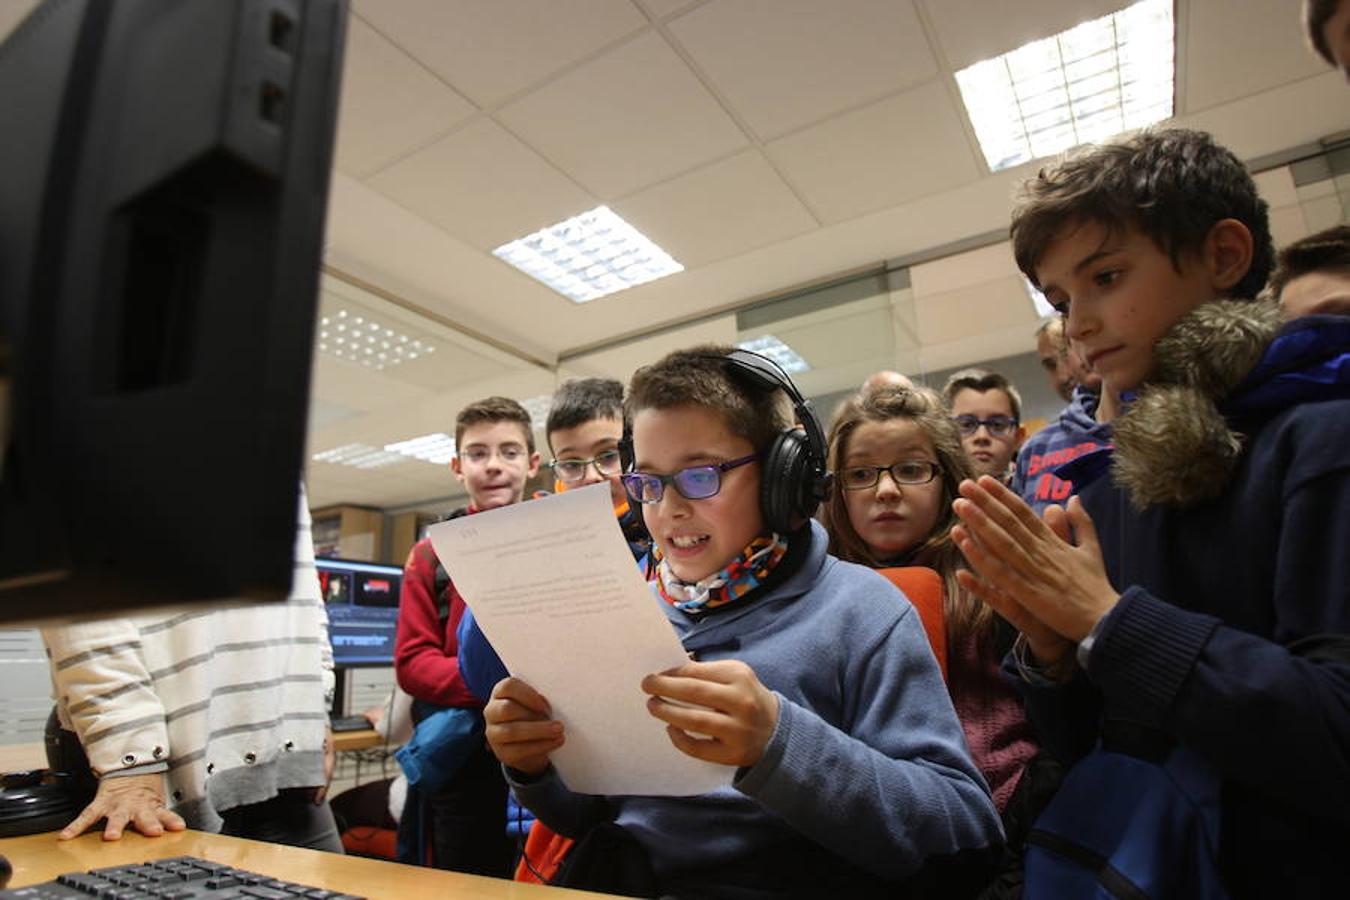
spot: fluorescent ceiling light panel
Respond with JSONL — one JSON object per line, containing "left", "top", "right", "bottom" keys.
{"left": 385, "top": 433, "right": 457, "bottom": 465}
{"left": 493, "top": 206, "right": 684, "bottom": 304}
{"left": 311, "top": 442, "right": 407, "bottom": 470}
{"left": 737, "top": 335, "right": 810, "bottom": 374}
{"left": 955, "top": 0, "right": 1174, "bottom": 172}
{"left": 318, "top": 308, "right": 436, "bottom": 371}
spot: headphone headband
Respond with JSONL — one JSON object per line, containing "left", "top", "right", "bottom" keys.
{"left": 620, "top": 348, "right": 834, "bottom": 537}
{"left": 704, "top": 350, "right": 829, "bottom": 474}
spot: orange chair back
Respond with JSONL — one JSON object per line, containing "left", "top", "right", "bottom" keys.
{"left": 877, "top": 566, "right": 947, "bottom": 680}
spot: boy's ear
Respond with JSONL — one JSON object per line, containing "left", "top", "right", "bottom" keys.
{"left": 1204, "top": 218, "right": 1255, "bottom": 293}
{"left": 527, "top": 451, "right": 541, "bottom": 479}
{"left": 450, "top": 456, "right": 464, "bottom": 482}
{"left": 1014, "top": 424, "right": 1028, "bottom": 451}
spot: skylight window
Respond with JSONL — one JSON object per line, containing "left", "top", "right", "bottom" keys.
{"left": 955, "top": 0, "right": 1174, "bottom": 172}
{"left": 737, "top": 335, "right": 810, "bottom": 374}
{"left": 318, "top": 308, "right": 436, "bottom": 371}
{"left": 493, "top": 206, "right": 684, "bottom": 304}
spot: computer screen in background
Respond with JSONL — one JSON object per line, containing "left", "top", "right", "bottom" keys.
{"left": 318, "top": 558, "right": 402, "bottom": 668}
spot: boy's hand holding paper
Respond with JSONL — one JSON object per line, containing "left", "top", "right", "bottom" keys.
{"left": 429, "top": 484, "right": 733, "bottom": 795}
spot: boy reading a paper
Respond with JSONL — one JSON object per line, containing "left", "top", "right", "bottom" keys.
{"left": 484, "top": 346, "right": 1001, "bottom": 897}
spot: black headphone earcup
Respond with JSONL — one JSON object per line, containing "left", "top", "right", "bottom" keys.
{"left": 761, "top": 429, "right": 809, "bottom": 533}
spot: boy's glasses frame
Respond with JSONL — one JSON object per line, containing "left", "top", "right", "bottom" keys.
{"left": 951, "top": 414, "right": 1019, "bottom": 438}
{"left": 459, "top": 445, "right": 527, "bottom": 464}
{"left": 549, "top": 449, "right": 623, "bottom": 483}
{"left": 837, "top": 460, "right": 941, "bottom": 491}
{"left": 620, "top": 453, "right": 759, "bottom": 505}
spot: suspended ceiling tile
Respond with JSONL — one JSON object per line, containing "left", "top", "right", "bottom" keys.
{"left": 334, "top": 17, "right": 477, "bottom": 178}
{"left": 1184, "top": 0, "right": 1328, "bottom": 112}
{"left": 351, "top": 0, "right": 647, "bottom": 108}
{"left": 611, "top": 150, "right": 817, "bottom": 268}
{"left": 921, "top": 0, "right": 1130, "bottom": 70}
{"left": 910, "top": 241, "right": 1020, "bottom": 295}
{"left": 309, "top": 352, "right": 437, "bottom": 417}
{"left": 497, "top": 31, "right": 749, "bottom": 199}
{"left": 0, "top": 0, "right": 39, "bottom": 40}
{"left": 916, "top": 324, "right": 1046, "bottom": 382}
{"left": 367, "top": 117, "right": 595, "bottom": 252}
{"left": 558, "top": 316, "right": 739, "bottom": 387}
{"left": 308, "top": 398, "right": 364, "bottom": 433}
{"left": 914, "top": 276, "right": 1036, "bottom": 346}
{"left": 1253, "top": 166, "right": 1300, "bottom": 210}
{"left": 667, "top": 0, "right": 938, "bottom": 140}
{"left": 766, "top": 81, "right": 980, "bottom": 223}
{"left": 1176, "top": 72, "right": 1350, "bottom": 163}
{"left": 1267, "top": 204, "right": 1310, "bottom": 250}
{"left": 635, "top": 0, "right": 702, "bottom": 20}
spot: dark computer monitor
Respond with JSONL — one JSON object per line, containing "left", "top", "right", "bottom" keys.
{"left": 0, "top": 0, "right": 348, "bottom": 621}
{"left": 317, "top": 558, "right": 402, "bottom": 668}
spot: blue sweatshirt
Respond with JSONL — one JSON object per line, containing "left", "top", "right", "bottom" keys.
{"left": 1021, "top": 315, "right": 1350, "bottom": 897}
{"left": 508, "top": 521, "right": 1002, "bottom": 896}
{"left": 1010, "top": 385, "right": 1113, "bottom": 516}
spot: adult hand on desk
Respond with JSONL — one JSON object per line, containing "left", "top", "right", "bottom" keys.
{"left": 485, "top": 677, "right": 564, "bottom": 776}
{"left": 60, "top": 773, "right": 186, "bottom": 841}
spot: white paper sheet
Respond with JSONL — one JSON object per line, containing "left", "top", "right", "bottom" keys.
{"left": 428, "top": 484, "right": 733, "bottom": 796}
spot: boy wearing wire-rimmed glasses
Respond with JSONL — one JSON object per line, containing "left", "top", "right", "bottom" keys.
{"left": 394, "top": 395, "right": 540, "bottom": 874}
{"left": 942, "top": 368, "right": 1027, "bottom": 484}
{"left": 484, "top": 345, "right": 1000, "bottom": 896}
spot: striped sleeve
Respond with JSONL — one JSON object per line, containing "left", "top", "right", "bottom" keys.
{"left": 41, "top": 617, "right": 170, "bottom": 777}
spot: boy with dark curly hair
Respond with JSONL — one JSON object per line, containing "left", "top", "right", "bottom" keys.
{"left": 953, "top": 127, "right": 1350, "bottom": 898}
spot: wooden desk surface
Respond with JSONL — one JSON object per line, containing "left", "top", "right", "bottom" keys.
{"left": 0, "top": 830, "right": 603, "bottom": 899}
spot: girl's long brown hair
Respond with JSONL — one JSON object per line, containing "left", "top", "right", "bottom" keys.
{"left": 821, "top": 386, "right": 996, "bottom": 647}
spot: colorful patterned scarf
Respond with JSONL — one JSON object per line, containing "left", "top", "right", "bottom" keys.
{"left": 655, "top": 532, "right": 789, "bottom": 613}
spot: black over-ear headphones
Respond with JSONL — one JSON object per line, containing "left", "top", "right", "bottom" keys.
{"left": 619, "top": 348, "right": 833, "bottom": 536}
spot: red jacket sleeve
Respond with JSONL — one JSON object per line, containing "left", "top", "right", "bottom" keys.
{"left": 393, "top": 539, "right": 480, "bottom": 708}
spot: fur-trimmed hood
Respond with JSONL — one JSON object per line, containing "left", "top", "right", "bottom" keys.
{"left": 1110, "top": 300, "right": 1350, "bottom": 509}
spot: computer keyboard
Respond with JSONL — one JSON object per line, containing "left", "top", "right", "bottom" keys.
{"left": 0, "top": 855, "right": 364, "bottom": 899}
{"left": 327, "top": 715, "right": 373, "bottom": 733}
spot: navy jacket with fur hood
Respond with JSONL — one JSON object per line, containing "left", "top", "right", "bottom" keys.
{"left": 1023, "top": 303, "right": 1350, "bottom": 898}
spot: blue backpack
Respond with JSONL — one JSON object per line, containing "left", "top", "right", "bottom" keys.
{"left": 1025, "top": 743, "right": 1229, "bottom": 900}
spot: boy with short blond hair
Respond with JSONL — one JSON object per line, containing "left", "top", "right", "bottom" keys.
{"left": 952, "top": 127, "right": 1350, "bottom": 897}
{"left": 486, "top": 346, "right": 1001, "bottom": 896}
{"left": 394, "top": 396, "right": 539, "bottom": 874}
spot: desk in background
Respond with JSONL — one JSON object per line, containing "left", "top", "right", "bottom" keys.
{"left": 0, "top": 830, "right": 600, "bottom": 899}
{"left": 331, "top": 730, "right": 383, "bottom": 754}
